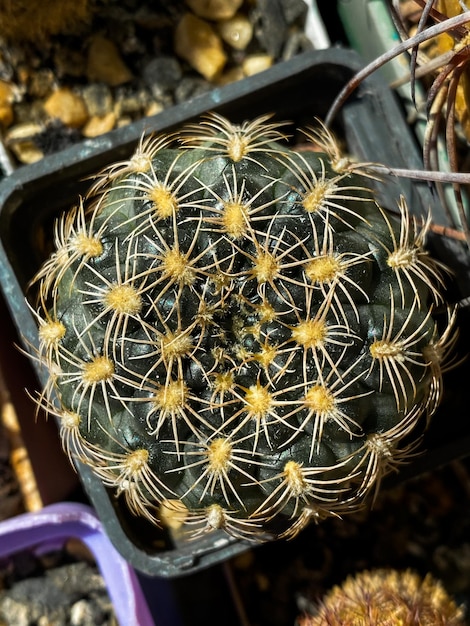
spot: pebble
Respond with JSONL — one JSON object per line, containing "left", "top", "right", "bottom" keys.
{"left": 142, "top": 56, "right": 183, "bottom": 99}
{"left": 145, "top": 101, "right": 165, "bottom": 117}
{"left": 82, "top": 112, "right": 116, "bottom": 138}
{"left": 13, "top": 100, "right": 47, "bottom": 126}
{"left": 185, "top": 0, "right": 244, "bottom": 21}
{"left": 217, "top": 13, "right": 253, "bottom": 50}
{"left": 242, "top": 53, "right": 273, "bottom": 76}
{"left": 7, "top": 143, "right": 43, "bottom": 166}
{"left": 81, "top": 83, "right": 114, "bottom": 117}
{"left": 174, "top": 75, "right": 212, "bottom": 103}
{"left": 114, "top": 85, "right": 153, "bottom": 116}
{"left": 253, "top": 0, "right": 288, "bottom": 58}
{"left": 27, "top": 68, "right": 56, "bottom": 99}
{"left": 43, "top": 87, "right": 89, "bottom": 128}
{"left": 0, "top": 0, "right": 311, "bottom": 167}
{"left": 174, "top": 13, "right": 227, "bottom": 81}
{"left": 0, "top": 80, "right": 14, "bottom": 127}
{"left": 281, "top": 0, "right": 309, "bottom": 25}
{"left": 70, "top": 599, "right": 96, "bottom": 625}
{"left": 0, "top": 559, "right": 116, "bottom": 626}
{"left": 5, "top": 123, "right": 44, "bottom": 163}
{"left": 116, "top": 115, "right": 132, "bottom": 128}
{"left": 86, "top": 35, "right": 133, "bottom": 87}
{"left": 217, "top": 65, "right": 245, "bottom": 85}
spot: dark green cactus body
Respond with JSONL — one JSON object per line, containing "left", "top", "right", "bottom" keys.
{"left": 32, "top": 114, "right": 455, "bottom": 540}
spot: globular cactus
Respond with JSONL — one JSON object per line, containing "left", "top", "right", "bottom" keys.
{"left": 298, "top": 568, "right": 465, "bottom": 626}
{"left": 30, "top": 112, "right": 457, "bottom": 541}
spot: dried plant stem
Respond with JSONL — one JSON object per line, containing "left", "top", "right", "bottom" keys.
{"left": 325, "top": 12, "right": 470, "bottom": 127}
{"left": 366, "top": 164, "right": 470, "bottom": 245}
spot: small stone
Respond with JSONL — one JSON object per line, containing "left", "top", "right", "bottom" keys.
{"left": 0, "top": 80, "right": 14, "bottom": 127}
{"left": 11, "top": 142, "right": 44, "bottom": 166}
{"left": 174, "top": 76, "right": 212, "bottom": 104}
{"left": 86, "top": 35, "right": 133, "bottom": 87}
{"left": 0, "top": 596, "right": 31, "bottom": 626}
{"left": 46, "top": 561, "right": 106, "bottom": 596}
{"left": 185, "top": 0, "right": 244, "bottom": 21}
{"left": 114, "top": 86, "right": 153, "bottom": 117}
{"left": 145, "top": 101, "right": 165, "bottom": 117}
{"left": 70, "top": 599, "right": 95, "bottom": 626}
{"left": 81, "top": 83, "right": 114, "bottom": 117}
{"left": 15, "top": 65, "right": 31, "bottom": 87}
{"left": 217, "top": 13, "right": 253, "bottom": 50}
{"left": 13, "top": 101, "right": 48, "bottom": 126}
{"left": 5, "top": 123, "right": 44, "bottom": 163}
{"left": 28, "top": 68, "right": 56, "bottom": 99}
{"left": 280, "top": 0, "right": 308, "bottom": 25}
{"left": 116, "top": 116, "right": 132, "bottom": 128}
{"left": 216, "top": 66, "right": 245, "bottom": 85}
{"left": 142, "top": 56, "right": 183, "bottom": 99}
{"left": 44, "top": 87, "right": 88, "bottom": 128}
{"left": 82, "top": 112, "right": 116, "bottom": 138}
{"left": 242, "top": 53, "right": 273, "bottom": 76}
{"left": 174, "top": 13, "right": 227, "bottom": 81}
{"left": 253, "top": 0, "right": 288, "bottom": 58}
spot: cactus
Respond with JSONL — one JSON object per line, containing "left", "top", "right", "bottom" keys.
{"left": 30, "top": 113, "right": 457, "bottom": 541}
{"left": 298, "top": 568, "right": 466, "bottom": 626}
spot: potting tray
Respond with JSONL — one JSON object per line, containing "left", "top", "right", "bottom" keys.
{"left": 0, "top": 47, "right": 469, "bottom": 577}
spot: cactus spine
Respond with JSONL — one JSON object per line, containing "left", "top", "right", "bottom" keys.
{"left": 30, "top": 113, "right": 457, "bottom": 541}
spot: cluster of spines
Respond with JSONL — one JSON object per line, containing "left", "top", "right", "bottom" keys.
{"left": 300, "top": 569, "right": 465, "bottom": 626}
{"left": 29, "top": 113, "right": 457, "bottom": 541}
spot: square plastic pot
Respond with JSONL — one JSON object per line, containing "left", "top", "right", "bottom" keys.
{"left": 0, "top": 47, "right": 469, "bottom": 576}
{"left": 0, "top": 502, "right": 154, "bottom": 625}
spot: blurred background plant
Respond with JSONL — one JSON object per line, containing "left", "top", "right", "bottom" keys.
{"left": 391, "top": 0, "right": 470, "bottom": 245}
{"left": 297, "top": 568, "right": 466, "bottom": 626}
{"left": 330, "top": 0, "right": 470, "bottom": 247}
{"left": 0, "top": 0, "right": 93, "bottom": 41}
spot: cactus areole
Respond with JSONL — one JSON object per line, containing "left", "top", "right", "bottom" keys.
{"left": 31, "top": 113, "right": 456, "bottom": 541}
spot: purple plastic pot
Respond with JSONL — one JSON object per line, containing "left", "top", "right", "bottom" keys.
{"left": 0, "top": 502, "right": 154, "bottom": 626}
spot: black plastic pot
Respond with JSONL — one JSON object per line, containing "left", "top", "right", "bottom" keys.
{"left": 0, "top": 47, "right": 469, "bottom": 577}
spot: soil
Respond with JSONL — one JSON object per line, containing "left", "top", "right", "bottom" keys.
{"left": 0, "top": 0, "right": 311, "bottom": 173}
{"left": 0, "top": 540, "right": 118, "bottom": 625}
